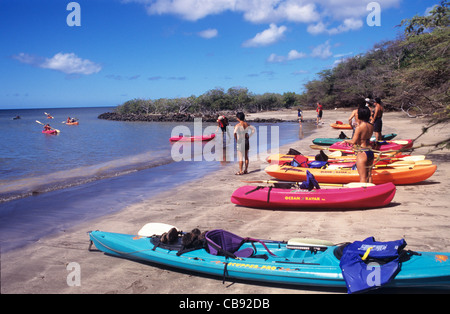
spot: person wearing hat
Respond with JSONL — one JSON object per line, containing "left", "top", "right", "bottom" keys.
{"left": 370, "top": 97, "right": 384, "bottom": 141}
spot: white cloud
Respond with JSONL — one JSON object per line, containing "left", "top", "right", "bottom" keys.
{"left": 127, "top": 0, "right": 400, "bottom": 24}
{"left": 243, "top": 23, "right": 287, "bottom": 47}
{"left": 310, "top": 40, "right": 332, "bottom": 59}
{"left": 13, "top": 52, "right": 101, "bottom": 75}
{"left": 308, "top": 18, "right": 363, "bottom": 35}
{"left": 267, "top": 49, "right": 307, "bottom": 63}
{"left": 197, "top": 28, "right": 218, "bottom": 39}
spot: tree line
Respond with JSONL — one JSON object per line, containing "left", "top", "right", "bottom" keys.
{"left": 115, "top": 1, "right": 448, "bottom": 123}
{"left": 303, "top": 0, "right": 449, "bottom": 121}
{"left": 114, "top": 87, "right": 304, "bottom": 116}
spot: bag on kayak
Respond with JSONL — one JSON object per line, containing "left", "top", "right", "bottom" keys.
{"left": 339, "top": 237, "right": 407, "bottom": 294}
{"left": 299, "top": 170, "right": 320, "bottom": 191}
{"left": 291, "top": 155, "right": 308, "bottom": 167}
{"left": 339, "top": 131, "right": 349, "bottom": 139}
{"left": 315, "top": 150, "right": 329, "bottom": 162}
{"left": 287, "top": 148, "right": 302, "bottom": 155}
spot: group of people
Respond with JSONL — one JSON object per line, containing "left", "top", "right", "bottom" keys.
{"left": 297, "top": 102, "right": 323, "bottom": 126}
{"left": 217, "top": 97, "right": 384, "bottom": 182}
{"left": 215, "top": 112, "right": 256, "bottom": 176}
{"left": 344, "top": 97, "right": 384, "bottom": 182}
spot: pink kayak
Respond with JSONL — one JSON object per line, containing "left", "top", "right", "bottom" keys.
{"left": 329, "top": 139, "right": 413, "bottom": 154}
{"left": 169, "top": 134, "right": 215, "bottom": 142}
{"left": 231, "top": 182, "right": 396, "bottom": 210}
{"left": 42, "top": 130, "right": 58, "bottom": 135}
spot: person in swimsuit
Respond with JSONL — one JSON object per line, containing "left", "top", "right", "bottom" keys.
{"left": 343, "top": 106, "right": 374, "bottom": 183}
{"left": 234, "top": 112, "right": 255, "bottom": 175}
{"left": 370, "top": 97, "right": 383, "bottom": 141}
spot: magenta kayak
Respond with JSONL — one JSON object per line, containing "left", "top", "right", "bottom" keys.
{"left": 42, "top": 130, "right": 58, "bottom": 135}
{"left": 329, "top": 139, "right": 413, "bottom": 154}
{"left": 231, "top": 182, "right": 396, "bottom": 210}
{"left": 169, "top": 134, "right": 216, "bottom": 142}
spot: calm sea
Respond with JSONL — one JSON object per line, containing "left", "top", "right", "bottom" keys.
{"left": 0, "top": 107, "right": 316, "bottom": 252}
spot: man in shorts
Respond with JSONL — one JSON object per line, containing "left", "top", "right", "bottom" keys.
{"left": 370, "top": 97, "right": 383, "bottom": 141}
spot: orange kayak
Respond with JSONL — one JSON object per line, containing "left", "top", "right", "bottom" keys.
{"left": 66, "top": 121, "right": 79, "bottom": 125}
{"left": 330, "top": 123, "right": 352, "bottom": 129}
{"left": 265, "top": 164, "right": 437, "bottom": 185}
{"left": 265, "top": 153, "right": 414, "bottom": 165}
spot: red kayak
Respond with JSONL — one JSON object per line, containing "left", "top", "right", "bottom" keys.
{"left": 231, "top": 182, "right": 396, "bottom": 210}
{"left": 42, "top": 130, "right": 58, "bottom": 135}
{"left": 170, "top": 134, "right": 215, "bottom": 142}
{"left": 329, "top": 139, "right": 413, "bottom": 154}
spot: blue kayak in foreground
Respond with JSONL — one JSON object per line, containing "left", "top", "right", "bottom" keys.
{"left": 88, "top": 229, "right": 450, "bottom": 293}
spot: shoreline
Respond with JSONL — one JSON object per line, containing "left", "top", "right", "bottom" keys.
{"left": 1, "top": 109, "right": 449, "bottom": 294}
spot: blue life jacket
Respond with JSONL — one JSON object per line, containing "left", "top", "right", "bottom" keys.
{"left": 339, "top": 237, "right": 407, "bottom": 294}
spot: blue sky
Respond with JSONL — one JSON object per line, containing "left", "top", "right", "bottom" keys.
{"left": 0, "top": 0, "right": 438, "bottom": 109}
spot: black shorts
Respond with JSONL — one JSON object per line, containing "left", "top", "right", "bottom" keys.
{"left": 373, "top": 117, "right": 382, "bottom": 133}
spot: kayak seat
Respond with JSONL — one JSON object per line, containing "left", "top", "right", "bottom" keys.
{"left": 206, "top": 229, "right": 253, "bottom": 258}
{"left": 206, "top": 229, "right": 277, "bottom": 259}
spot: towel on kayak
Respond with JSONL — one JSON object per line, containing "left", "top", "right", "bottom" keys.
{"left": 339, "top": 237, "right": 407, "bottom": 294}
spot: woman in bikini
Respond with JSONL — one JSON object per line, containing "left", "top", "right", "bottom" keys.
{"left": 343, "top": 106, "right": 374, "bottom": 183}
{"left": 234, "top": 112, "right": 255, "bottom": 175}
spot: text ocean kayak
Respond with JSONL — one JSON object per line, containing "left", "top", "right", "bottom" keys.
{"left": 265, "top": 164, "right": 437, "bottom": 185}
{"left": 88, "top": 229, "right": 450, "bottom": 293}
{"left": 231, "top": 182, "right": 396, "bottom": 210}
{"left": 170, "top": 134, "right": 215, "bottom": 142}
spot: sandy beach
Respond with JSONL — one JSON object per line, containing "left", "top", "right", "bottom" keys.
{"left": 1, "top": 109, "right": 449, "bottom": 294}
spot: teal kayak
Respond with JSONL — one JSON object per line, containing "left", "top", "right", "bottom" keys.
{"left": 313, "top": 133, "right": 397, "bottom": 145}
{"left": 88, "top": 228, "right": 450, "bottom": 293}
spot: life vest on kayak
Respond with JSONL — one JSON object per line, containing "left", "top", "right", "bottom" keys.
{"left": 339, "top": 237, "right": 408, "bottom": 293}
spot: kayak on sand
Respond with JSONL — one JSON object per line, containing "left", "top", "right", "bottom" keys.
{"left": 170, "top": 134, "right": 215, "bottom": 142}
{"left": 88, "top": 226, "right": 450, "bottom": 293}
{"left": 231, "top": 182, "right": 396, "bottom": 210}
{"left": 330, "top": 123, "right": 352, "bottom": 129}
{"left": 313, "top": 133, "right": 397, "bottom": 146}
{"left": 329, "top": 139, "right": 413, "bottom": 154}
{"left": 265, "top": 152, "right": 425, "bottom": 166}
{"left": 264, "top": 163, "right": 437, "bottom": 185}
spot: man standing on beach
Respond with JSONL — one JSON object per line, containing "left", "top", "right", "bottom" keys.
{"left": 316, "top": 102, "right": 323, "bottom": 124}
{"left": 371, "top": 97, "right": 384, "bottom": 141}
{"left": 234, "top": 112, "right": 255, "bottom": 175}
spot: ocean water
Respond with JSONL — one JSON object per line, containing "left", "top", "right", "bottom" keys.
{"left": 0, "top": 107, "right": 316, "bottom": 252}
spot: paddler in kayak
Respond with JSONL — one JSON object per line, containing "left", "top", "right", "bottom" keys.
{"left": 43, "top": 123, "right": 52, "bottom": 132}
{"left": 343, "top": 105, "right": 374, "bottom": 183}
{"left": 234, "top": 112, "right": 255, "bottom": 175}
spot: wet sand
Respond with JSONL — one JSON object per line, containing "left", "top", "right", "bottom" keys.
{"left": 1, "top": 109, "right": 449, "bottom": 294}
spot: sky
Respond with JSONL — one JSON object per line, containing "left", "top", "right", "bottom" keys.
{"left": 0, "top": 0, "right": 439, "bottom": 109}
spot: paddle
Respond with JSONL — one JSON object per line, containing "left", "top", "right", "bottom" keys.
{"left": 241, "top": 180, "right": 375, "bottom": 188}
{"left": 36, "top": 120, "right": 60, "bottom": 133}
{"left": 44, "top": 112, "right": 54, "bottom": 119}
